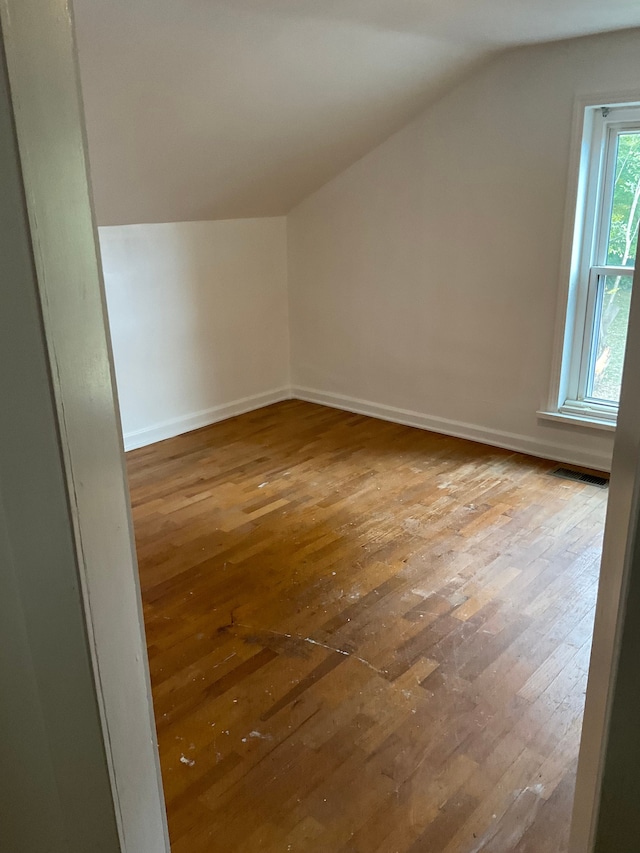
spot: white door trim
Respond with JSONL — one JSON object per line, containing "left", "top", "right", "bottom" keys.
{"left": 0, "top": 2, "right": 169, "bottom": 850}
{"left": 569, "top": 272, "right": 640, "bottom": 850}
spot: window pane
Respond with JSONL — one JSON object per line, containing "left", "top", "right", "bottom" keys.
{"left": 589, "top": 274, "right": 633, "bottom": 403}
{"left": 606, "top": 132, "right": 640, "bottom": 267}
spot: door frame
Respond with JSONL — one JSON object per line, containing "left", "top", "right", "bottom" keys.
{"left": 0, "top": 2, "right": 169, "bottom": 850}
{"left": 569, "top": 262, "right": 640, "bottom": 852}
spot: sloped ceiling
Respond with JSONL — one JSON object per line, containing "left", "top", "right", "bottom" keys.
{"left": 73, "top": 0, "right": 640, "bottom": 225}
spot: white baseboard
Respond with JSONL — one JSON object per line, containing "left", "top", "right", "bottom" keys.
{"left": 124, "top": 383, "right": 613, "bottom": 471}
{"left": 123, "top": 387, "right": 291, "bottom": 451}
{"left": 292, "top": 386, "right": 613, "bottom": 472}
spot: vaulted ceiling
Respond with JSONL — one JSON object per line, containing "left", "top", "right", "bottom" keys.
{"left": 74, "top": 0, "right": 640, "bottom": 225}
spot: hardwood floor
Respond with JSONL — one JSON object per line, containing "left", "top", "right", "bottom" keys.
{"left": 127, "top": 400, "right": 607, "bottom": 853}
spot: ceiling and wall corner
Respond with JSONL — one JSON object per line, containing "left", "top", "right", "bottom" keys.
{"left": 98, "top": 25, "right": 640, "bottom": 471}
{"left": 286, "top": 26, "right": 640, "bottom": 474}
{"left": 73, "top": 0, "right": 640, "bottom": 227}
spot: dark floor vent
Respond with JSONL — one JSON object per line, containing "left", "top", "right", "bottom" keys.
{"left": 550, "top": 467, "right": 609, "bottom": 487}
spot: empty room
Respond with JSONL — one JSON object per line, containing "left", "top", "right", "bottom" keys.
{"left": 60, "top": 1, "right": 640, "bottom": 850}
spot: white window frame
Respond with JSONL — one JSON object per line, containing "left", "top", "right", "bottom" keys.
{"left": 542, "top": 93, "right": 640, "bottom": 431}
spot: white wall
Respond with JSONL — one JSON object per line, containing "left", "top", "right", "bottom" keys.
{"left": 100, "top": 218, "right": 290, "bottom": 450}
{"left": 288, "top": 28, "right": 640, "bottom": 472}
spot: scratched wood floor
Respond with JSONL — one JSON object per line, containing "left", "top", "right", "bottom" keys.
{"left": 127, "top": 400, "right": 607, "bottom": 853}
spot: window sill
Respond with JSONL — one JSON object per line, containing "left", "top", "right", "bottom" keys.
{"left": 537, "top": 409, "right": 617, "bottom": 432}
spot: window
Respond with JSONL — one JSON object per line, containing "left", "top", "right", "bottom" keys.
{"left": 551, "top": 103, "right": 640, "bottom": 426}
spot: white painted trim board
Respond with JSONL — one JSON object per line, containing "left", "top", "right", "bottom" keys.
{"left": 123, "top": 387, "right": 292, "bottom": 450}
{"left": 293, "top": 386, "right": 613, "bottom": 472}
{"left": 0, "top": 1, "right": 170, "bottom": 849}
{"left": 126, "top": 382, "right": 612, "bottom": 472}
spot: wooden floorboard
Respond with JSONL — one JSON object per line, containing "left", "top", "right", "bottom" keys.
{"left": 127, "top": 400, "right": 607, "bottom": 852}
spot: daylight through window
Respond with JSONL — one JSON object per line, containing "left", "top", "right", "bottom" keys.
{"left": 558, "top": 103, "right": 640, "bottom": 423}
